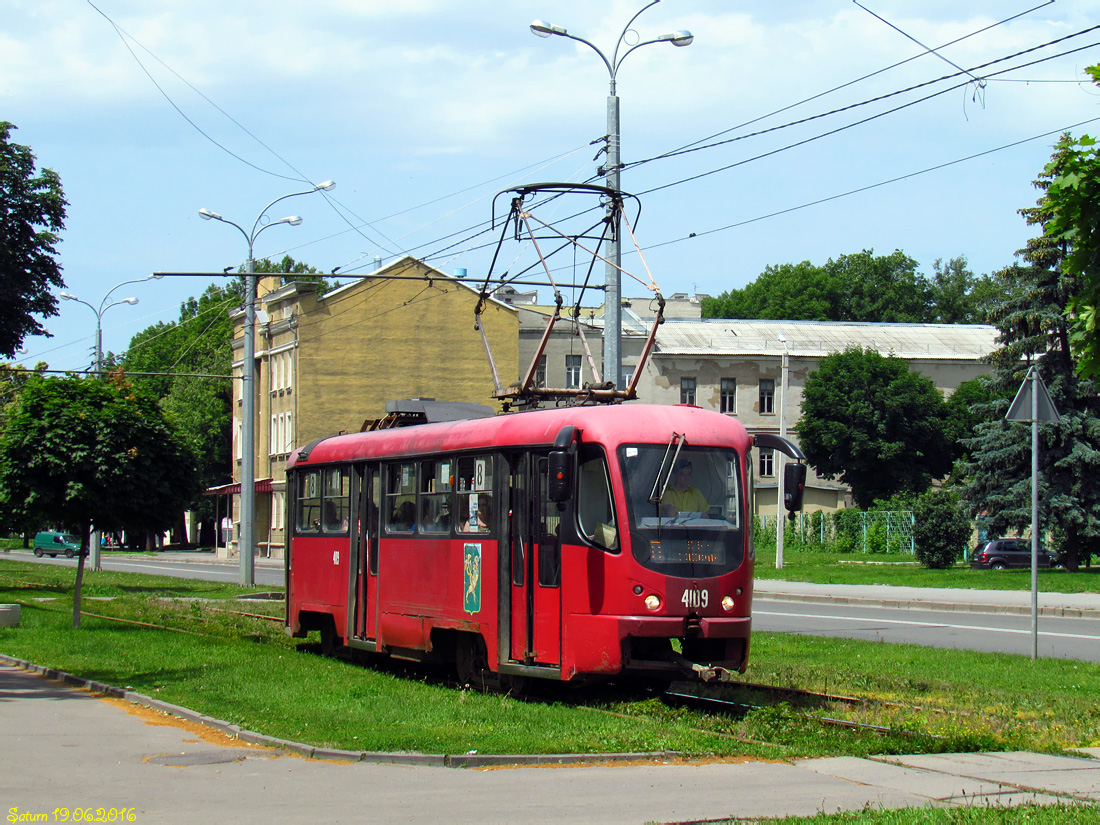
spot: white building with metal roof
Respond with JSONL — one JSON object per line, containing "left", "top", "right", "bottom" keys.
{"left": 634, "top": 319, "right": 999, "bottom": 514}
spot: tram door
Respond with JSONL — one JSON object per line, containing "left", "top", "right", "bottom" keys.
{"left": 509, "top": 453, "right": 561, "bottom": 666}
{"left": 353, "top": 465, "right": 380, "bottom": 642}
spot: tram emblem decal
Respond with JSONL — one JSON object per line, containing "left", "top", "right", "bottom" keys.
{"left": 463, "top": 543, "right": 482, "bottom": 614}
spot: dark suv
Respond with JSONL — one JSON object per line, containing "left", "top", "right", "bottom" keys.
{"left": 970, "top": 538, "right": 1061, "bottom": 570}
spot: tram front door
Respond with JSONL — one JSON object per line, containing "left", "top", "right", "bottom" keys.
{"left": 508, "top": 453, "right": 561, "bottom": 666}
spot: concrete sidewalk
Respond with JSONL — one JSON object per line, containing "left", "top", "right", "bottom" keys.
{"left": 755, "top": 578, "right": 1100, "bottom": 618}
{"left": 1, "top": 658, "right": 1098, "bottom": 823}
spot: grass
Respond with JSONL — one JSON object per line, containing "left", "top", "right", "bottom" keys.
{"left": 722, "top": 802, "right": 1099, "bottom": 823}
{"left": 3, "top": 559, "right": 1100, "bottom": 761}
{"left": 753, "top": 544, "right": 1100, "bottom": 593}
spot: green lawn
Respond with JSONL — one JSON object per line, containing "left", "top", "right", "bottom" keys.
{"left": 3, "top": 559, "right": 1100, "bottom": 761}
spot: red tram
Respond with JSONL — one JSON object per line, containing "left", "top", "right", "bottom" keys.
{"left": 285, "top": 403, "right": 804, "bottom": 686}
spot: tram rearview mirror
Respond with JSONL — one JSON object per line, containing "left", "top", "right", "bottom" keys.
{"left": 783, "top": 462, "right": 806, "bottom": 518}
{"left": 548, "top": 450, "right": 572, "bottom": 502}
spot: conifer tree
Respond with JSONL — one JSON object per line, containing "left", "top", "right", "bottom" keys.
{"left": 963, "top": 136, "right": 1100, "bottom": 570}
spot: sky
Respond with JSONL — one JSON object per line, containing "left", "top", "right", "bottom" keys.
{"left": 6, "top": 0, "right": 1100, "bottom": 371}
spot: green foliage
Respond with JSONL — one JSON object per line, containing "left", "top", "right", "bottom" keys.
{"left": 963, "top": 137, "right": 1100, "bottom": 571}
{"left": 913, "top": 488, "right": 972, "bottom": 569}
{"left": 0, "top": 121, "right": 68, "bottom": 358}
{"left": 251, "top": 254, "right": 339, "bottom": 295}
{"left": 796, "top": 346, "right": 953, "bottom": 507}
{"left": 0, "top": 373, "right": 200, "bottom": 537}
{"left": 701, "top": 250, "right": 999, "bottom": 324}
{"left": 123, "top": 282, "right": 237, "bottom": 511}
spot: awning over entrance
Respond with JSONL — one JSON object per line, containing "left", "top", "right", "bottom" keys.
{"left": 205, "top": 478, "right": 274, "bottom": 496}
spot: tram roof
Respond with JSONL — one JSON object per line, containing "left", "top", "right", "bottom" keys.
{"left": 289, "top": 403, "right": 750, "bottom": 468}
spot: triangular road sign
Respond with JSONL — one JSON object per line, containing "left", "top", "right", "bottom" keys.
{"left": 1006, "top": 367, "right": 1061, "bottom": 423}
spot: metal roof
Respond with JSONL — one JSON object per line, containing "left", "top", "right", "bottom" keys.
{"left": 654, "top": 319, "right": 998, "bottom": 361}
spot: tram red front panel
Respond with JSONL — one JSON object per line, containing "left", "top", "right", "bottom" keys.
{"left": 557, "top": 542, "right": 754, "bottom": 678}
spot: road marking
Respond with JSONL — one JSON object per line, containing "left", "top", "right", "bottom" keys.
{"left": 755, "top": 607, "right": 1100, "bottom": 641}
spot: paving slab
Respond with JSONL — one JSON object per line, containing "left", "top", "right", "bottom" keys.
{"left": 798, "top": 755, "right": 1064, "bottom": 808}
{"left": 2, "top": 661, "right": 1098, "bottom": 823}
{"left": 881, "top": 752, "right": 1100, "bottom": 801}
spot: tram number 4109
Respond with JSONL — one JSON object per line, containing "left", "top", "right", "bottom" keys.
{"left": 681, "top": 588, "right": 709, "bottom": 609}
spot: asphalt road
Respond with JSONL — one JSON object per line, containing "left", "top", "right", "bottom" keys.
{"left": 7, "top": 549, "right": 1100, "bottom": 661}
{"left": 754, "top": 597, "right": 1100, "bottom": 662}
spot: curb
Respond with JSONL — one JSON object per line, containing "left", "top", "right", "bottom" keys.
{"left": 0, "top": 653, "right": 678, "bottom": 769}
{"left": 756, "top": 591, "right": 1100, "bottom": 619}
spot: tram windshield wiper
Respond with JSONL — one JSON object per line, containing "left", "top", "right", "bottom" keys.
{"left": 648, "top": 433, "right": 686, "bottom": 506}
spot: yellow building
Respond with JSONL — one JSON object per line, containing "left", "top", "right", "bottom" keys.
{"left": 224, "top": 256, "right": 518, "bottom": 560}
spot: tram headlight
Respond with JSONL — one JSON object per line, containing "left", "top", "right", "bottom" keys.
{"left": 721, "top": 595, "right": 735, "bottom": 611}
{"left": 644, "top": 595, "right": 661, "bottom": 611}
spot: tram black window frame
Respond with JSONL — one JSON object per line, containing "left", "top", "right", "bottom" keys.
{"left": 322, "top": 467, "right": 350, "bottom": 534}
{"left": 295, "top": 470, "right": 322, "bottom": 533}
{"left": 418, "top": 458, "right": 453, "bottom": 534}
{"left": 385, "top": 462, "right": 417, "bottom": 534}
{"left": 456, "top": 454, "right": 495, "bottom": 535}
{"left": 536, "top": 456, "right": 562, "bottom": 587}
{"left": 576, "top": 444, "right": 619, "bottom": 553}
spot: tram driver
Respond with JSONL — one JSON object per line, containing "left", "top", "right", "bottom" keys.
{"left": 660, "top": 460, "right": 708, "bottom": 517}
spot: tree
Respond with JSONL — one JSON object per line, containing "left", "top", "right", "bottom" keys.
{"left": 0, "top": 373, "right": 199, "bottom": 626}
{"left": 0, "top": 122, "right": 68, "bottom": 358}
{"left": 251, "top": 254, "right": 339, "bottom": 295}
{"left": 912, "top": 488, "right": 972, "bottom": 569}
{"left": 943, "top": 377, "right": 995, "bottom": 464}
{"left": 1040, "top": 67, "right": 1100, "bottom": 376}
{"left": 963, "top": 136, "right": 1100, "bottom": 571}
{"left": 702, "top": 248, "right": 1002, "bottom": 324}
{"left": 795, "top": 346, "right": 953, "bottom": 508}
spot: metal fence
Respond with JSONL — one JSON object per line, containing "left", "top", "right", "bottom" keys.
{"left": 757, "top": 510, "right": 915, "bottom": 554}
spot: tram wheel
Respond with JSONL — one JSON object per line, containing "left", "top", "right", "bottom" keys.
{"left": 456, "top": 633, "right": 488, "bottom": 690}
{"left": 320, "top": 619, "right": 342, "bottom": 657}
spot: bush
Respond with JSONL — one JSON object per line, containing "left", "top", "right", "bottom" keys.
{"left": 913, "top": 488, "right": 971, "bottom": 569}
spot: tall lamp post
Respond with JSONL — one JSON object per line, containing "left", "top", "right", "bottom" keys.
{"left": 775, "top": 333, "right": 790, "bottom": 570}
{"left": 199, "top": 181, "right": 334, "bottom": 586}
{"left": 61, "top": 273, "right": 164, "bottom": 571}
{"left": 531, "top": 2, "right": 692, "bottom": 389}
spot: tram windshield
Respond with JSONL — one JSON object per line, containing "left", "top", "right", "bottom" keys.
{"left": 619, "top": 444, "right": 745, "bottom": 578}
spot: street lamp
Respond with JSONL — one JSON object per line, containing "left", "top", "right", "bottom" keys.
{"left": 775, "top": 333, "right": 789, "bottom": 570}
{"left": 531, "top": 3, "right": 692, "bottom": 389}
{"left": 199, "top": 180, "right": 334, "bottom": 586}
{"left": 60, "top": 272, "right": 164, "bottom": 571}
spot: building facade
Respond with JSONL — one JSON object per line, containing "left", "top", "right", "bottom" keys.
{"left": 225, "top": 256, "right": 518, "bottom": 559}
{"left": 634, "top": 319, "right": 998, "bottom": 514}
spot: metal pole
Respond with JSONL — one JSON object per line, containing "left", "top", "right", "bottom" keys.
{"left": 604, "top": 92, "right": 622, "bottom": 389}
{"left": 775, "top": 347, "right": 789, "bottom": 569}
{"left": 240, "top": 255, "right": 257, "bottom": 587}
{"left": 1031, "top": 369, "right": 1039, "bottom": 660}
{"left": 89, "top": 320, "right": 104, "bottom": 571}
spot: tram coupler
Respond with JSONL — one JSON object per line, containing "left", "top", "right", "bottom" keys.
{"left": 669, "top": 652, "right": 734, "bottom": 683}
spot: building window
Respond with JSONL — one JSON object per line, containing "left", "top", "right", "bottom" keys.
{"left": 759, "top": 448, "right": 774, "bottom": 478}
{"left": 534, "top": 355, "right": 547, "bottom": 387}
{"left": 759, "top": 379, "right": 775, "bottom": 415}
{"left": 270, "top": 415, "right": 278, "bottom": 457}
{"left": 721, "top": 378, "right": 737, "bottom": 414}
{"left": 284, "top": 411, "right": 294, "bottom": 454}
{"left": 680, "top": 377, "right": 696, "bottom": 405}
{"left": 234, "top": 417, "right": 242, "bottom": 460}
{"left": 566, "top": 355, "right": 582, "bottom": 389}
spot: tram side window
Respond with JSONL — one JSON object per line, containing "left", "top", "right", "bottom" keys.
{"left": 537, "top": 457, "right": 561, "bottom": 587}
{"left": 577, "top": 445, "right": 619, "bottom": 551}
{"left": 296, "top": 471, "right": 322, "bottom": 533}
{"left": 457, "top": 455, "right": 494, "bottom": 534}
{"left": 322, "top": 467, "right": 350, "bottom": 533}
{"left": 419, "top": 459, "right": 453, "bottom": 534}
{"left": 386, "top": 462, "right": 417, "bottom": 533}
